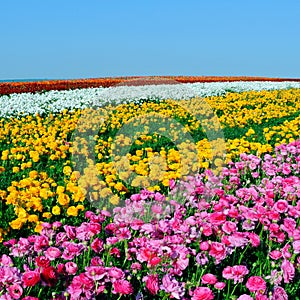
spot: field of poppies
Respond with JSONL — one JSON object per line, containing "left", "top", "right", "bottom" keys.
{"left": 0, "top": 78, "right": 300, "bottom": 299}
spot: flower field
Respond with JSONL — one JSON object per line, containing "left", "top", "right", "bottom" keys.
{"left": 0, "top": 78, "right": 300, "bottom": 299}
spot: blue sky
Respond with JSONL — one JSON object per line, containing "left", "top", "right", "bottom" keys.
{"left": 1, "top": 0, "right": 300, "bottom": 80}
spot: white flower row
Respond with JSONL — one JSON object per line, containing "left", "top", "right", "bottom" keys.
{"left": 1, "top": 81, "right": 300, "bottom": 118}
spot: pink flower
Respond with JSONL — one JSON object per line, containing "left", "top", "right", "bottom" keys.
{"left": 222, "top": 221, "right": 237, "bottom": 234}
{"left": 90, "top": 256, "right": 104, "bottom": 266}
{"left": 232, "top": 265, "right": 249, "bottom": 283}
{"left": 85, "top": 266, "right": 106, "bottom": 281}
{"left": 202, "top": 224, "right": 213, "bottom": 236}
{"left": 271, "top": 286, "right": 288, "bottom": 300}
{"left": 292, "top": 240, "right": 300, "bottom": 253}
{"left": 209, "top": 242, "right": 227, "bottom": 263}
{"left": 169, "top": 179, "right": 176, "bottom": 189}
{"left": 112, "top": 279, "right": 133, "bottom": 295}
{"left": 161, "top": 274, "right": 185, "bottom": 299}
{"left": 45, "top": 247, "right": 61, "bottom": 260}
{"left": 201, "top": 273, "right": 217, "bottom": 285}
{"left": 247, "top": 232, "right": 260, "bottom": 247}
{"left": 281, "top": 259, "right": 295, "bottom": 283}
{"left": 144, "top": 274, "right": 159, "bottom": 295}
{"left": 131, "top": 262, "right": 142, "bottom": 271}
{"left": 222, "top": 266, "right": 233, "bottom": 280}
{"left": 8, "top": 283, "right": 23, "bottom": 299}
{"left": 214, "top": 282, "right": 226, "bottom": 290}
{"left": 91, "top": 238, "right": 104, "bottom": 253}
{"left": 107, "top": 267, "right": 124, "bottom": 282}
{"left": 209, "top": 212, "right": 226, "bottom": 225}
{"left": 281, "top": 218, "right": 296, "bottom": 237}
{"left": 149, "top": 256, "right": 162, "bottom": 267}
{"left": 200, "top": 241, "right": 210, "bottom": 251}
{"left": 237, "top": 295, "right": 253, "bottom": 300}
{"left": 109, "top": 247, "right": 121, "bottom": 257}
{"left": 191, "top": 287, "right": 214, "bottom": 300}
{"left": 33, "top": 236, "right": 49, "bottom": 252}
{"left": 246, "top": 276, "right": 266, "bottom": 293}
{"left": 281, "top": 244, "right": 292, "bottom": 259}
{"left": 65, "top": 262, "right": 78, "bottom": 275}
{"left": 67, "top": 273, "right": 94, "bottom": 298}
{"left": 227, "top": 232, "right": 248, "bottom": 247}
{"left": 0, "top": 254, "right": 13, "bottom": 266}
{"left": 269, "top": 250, "right": 282, "bottom": 260}
{"left": 266, "top": 270, "right": 282, "bottom": 285}
{"left": 274, "top": 200, "right": 288, "bottom": 213}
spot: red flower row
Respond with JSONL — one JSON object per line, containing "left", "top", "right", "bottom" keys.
{"left": 1, "top": 76, "right": 300, "bottom": 95}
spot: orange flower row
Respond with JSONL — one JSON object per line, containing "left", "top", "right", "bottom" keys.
{"left": 1, "top": 76, "right": 300, "bottom": 95}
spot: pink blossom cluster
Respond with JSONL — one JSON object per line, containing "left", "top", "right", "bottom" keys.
{"left": 1, "top": 140, "right": 300, "bottom": 299}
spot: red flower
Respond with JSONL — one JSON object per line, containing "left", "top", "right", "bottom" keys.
{"left": 41, "top": 266, "right": 58, "bottom": 287}
{"left": 22, "top": 271, "right": 40, "bottom": 287}
{"left": 35, "top": 256, "right": 50, "bottom": 268}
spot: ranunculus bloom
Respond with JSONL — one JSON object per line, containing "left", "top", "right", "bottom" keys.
{"left": 112, "top": 279, "right": 133, "bottom": 295}
{"left": 246, "top": 276, "right": 266, "bottom": 293}
{"left": 281, "top": 259, "right": 295, "bottom": 283}
{"left": 41, "top": 266, "right": 58, "bottom": 287}
{"left": 35, "top": 256, "right": 50, "bottom": 268}
{"left": 274, "top": 200, "right": 288, "bottom": 213}
{"left": 65, "top": 262, "right": 78, "bottom": 275}
{"left": 209, "top": 242, "right": 226, "bottom": 263}
{"left": 45, "top": 246, "right": 61, "bottom": 260}
{"left": 269, "top": 250, "right": 282, "bottom": 260}
{"left": 8, "top": 283, "right": 23, "bottom": 299}
{"left": 237, "top": 295, "right": 253, "bottom": 300}
{"left": 271, "top": 286, "right": 288, "bottom": 300}
{"left": 91, "top": 238, "right": 104, "bottom": 253}
{"left": 144, "top": 274, "right": 159, "bottom": 295}
{"left": 214, "top": 282, "right": 226, "bottom": 290}
{"left": 191, "top": 287, "right": 214, "bottom": 300}
{"left": 22, "top": 271, "right": 40, "bottom": 287}
{"left": 201, "top": 273, "right": 217, "bottom": 285}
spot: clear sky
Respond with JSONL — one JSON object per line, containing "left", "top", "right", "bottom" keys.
{"left": 1, "top": 0, "right": 300, "bottom": 80}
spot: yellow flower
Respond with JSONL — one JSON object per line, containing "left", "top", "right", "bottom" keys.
{"left": 28, "top": 214, "right": 39, "bottom": 223}
{"left": 57, "top": 193, "right": 70, "bottom": 206}
{"left": 40, "top": 188, "right": 49, "bottom": 200}
{"left": 76, "top": 204, "right": 85, "bottom": 211}
{"left": 34, "top": 222, "right": 43, "bottom": 233}
{"left": 29, "top": 170, "right": 38, "bottom": 179}
{"left": 67, "top": 206, "right": 78, "bottom": 217}
{"left": 70, "top": 171, "right": 80, "bottom": 181}
{"left": 52, "top": 205, "right": 61, "bottom": 215}
{"left": 109, "top": 194, "right": 120, "bottom": 205}
{"left": 12, "top": 167, "right": 20, "bottom": 173}
{"left": 90, "top": 191, "right": 99, "bottom": 201}
{"left": 42, "top": 212, "right": 52, "bottom": 219}
{"left": 100, "top": 187, "right": 113, "bottom": 198}
{"left": 10, "top": 219, "right": 23, "bottom": 230}
{"left": 56, "top": 186, "right": 65, "bottom": 194}
{"left": 63, "top": 166, "right": 72, "bottom": 176}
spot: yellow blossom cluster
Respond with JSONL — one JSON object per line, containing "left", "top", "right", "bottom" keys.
{"left": 1, "top": 88, "right": 300, "bottom": 240}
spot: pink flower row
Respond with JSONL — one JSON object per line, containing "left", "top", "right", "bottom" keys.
{"left": 1, "top": 140, "right": 300, "bottom": 299}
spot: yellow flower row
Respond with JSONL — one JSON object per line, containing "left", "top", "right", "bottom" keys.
{"left": 1, "top": 88, "right": 300, "bottom": 240}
